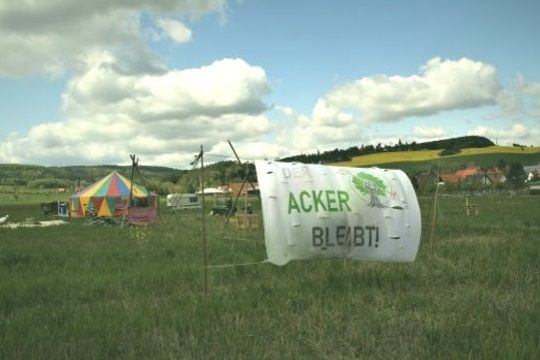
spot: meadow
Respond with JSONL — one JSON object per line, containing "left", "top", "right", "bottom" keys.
{"left": 0, "top": 193, "right": 539, "bottom": 359}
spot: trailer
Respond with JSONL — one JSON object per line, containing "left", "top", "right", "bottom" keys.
{"left": 166, "top": 193, "right": 201, "bottom": 210}
{"left": 40, "top": 201, "right": 69, "bottom": 217}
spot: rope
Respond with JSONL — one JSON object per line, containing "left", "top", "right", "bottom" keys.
{"left": 222, "top": 235, "right": 257, "bottom": 242}
{"left": 206, "top": 259, "right": 269, "bottom": 269}
{"left": 204, "top": 152, "right": 258, "bottom": 162}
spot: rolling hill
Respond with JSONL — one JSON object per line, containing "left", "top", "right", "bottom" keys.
{"left": 331, "top": 145, "right": 540, "bottom": 172}
{"left": 0, "top": 164, "right": 186, "bottom": 189}
{"left": 1, "top": 136, "right": 539, "bottom": 192}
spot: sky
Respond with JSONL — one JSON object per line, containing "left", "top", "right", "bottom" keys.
{"left": 0, "top": 0, "right": 539, "bottom": 169}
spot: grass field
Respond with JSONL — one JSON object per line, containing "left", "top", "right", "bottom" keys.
{"left": 1, "top": 194, "right": 539, "bottom": 359}
{"left": 332, "top": 146, "right": 540, "bottom": 171}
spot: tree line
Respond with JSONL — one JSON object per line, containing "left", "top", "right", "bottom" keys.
{"left": 280, "top": 135, "right": 495, "bottom": 164}
{"left": 0, "top": 161, "right": 255, "bottom": 196}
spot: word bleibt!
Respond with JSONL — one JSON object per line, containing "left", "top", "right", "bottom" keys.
{"left": 312, "top": 225, "right": 379, "bottom": 250}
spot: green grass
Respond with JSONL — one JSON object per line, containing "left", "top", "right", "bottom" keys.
{"left": 0, "top": 195, "right": 539, "bottom": 359}
{"left": 0, "top": 192, "right": 68, "bottom": 206}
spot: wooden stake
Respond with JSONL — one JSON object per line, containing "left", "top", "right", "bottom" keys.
{"left": 200, "top": 145, "right": 208, "bottom": 296}
{"left": 429, "top": 168, "right": 440, "bottom": 260}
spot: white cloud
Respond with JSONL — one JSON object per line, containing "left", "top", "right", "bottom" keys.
{"left": 266, "top": 58, "right": 501, "bottom": 157}
{"left": 271, "top": 57, "right": 499, "bottom": 154}
{"left": 312, "top": 99, "right": 354, "bottom": 126}
{"left": 62, "top": 56, "right": 270, "bottom": 121}
{"left": 492, "top": 76, "right": 540, "bottom": 121}
{"left": 323, "top": 57, "right": 499, "bottom": 123}
{"left": 0, "top": 0, "right": 226, "bottom": 76}
{"left": 522, "top": 81, "right": 540, "bottom": 120}
{"left": 413, "top": 126, "right": 449, "bottom": 139}
{"left": 467, "top": 123, "right": 540, "bottom": 145}
{"left": 2, "top": 50, "right": 538, "bottom": 169}
{"left": 0, "top": 55, "right": 273, "bottom": 167}
{"left": 156, "top": 19, "right": 192, "bottom": 43}
{"left": 274, "top": 106, "right": 366, "bottom": 154}
{"left": 137, "top": 58, "right": 270, "bottom": 119}
{"left": 209, "top": 141, "right": 289, "bottom": 162}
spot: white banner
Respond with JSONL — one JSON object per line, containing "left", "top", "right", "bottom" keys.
{"left": 255, "top": 161, "right": 421, "bottom": 265}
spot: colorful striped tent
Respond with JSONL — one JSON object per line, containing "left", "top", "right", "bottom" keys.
{"left": 69, "top": 171, "right": 158, "bottom": 217}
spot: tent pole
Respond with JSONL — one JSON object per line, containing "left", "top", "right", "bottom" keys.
{"left": 222, "top": 140, "right": 258, "bottom": 232}
{"left": 228, "top": 139, "right": 258, "bottom": 194}
{"left": 128, "top": 154, "right": 138, "bottom": 206}
{"left": 200, "top": 145, "right": 208, "bottom": 296}
{"left": 122, "top": 154, "right": 138, "bottom": 226}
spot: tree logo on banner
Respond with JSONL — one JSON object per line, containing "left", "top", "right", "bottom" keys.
{"left": 352, "top": 172, "right": 388, "bottom": 208}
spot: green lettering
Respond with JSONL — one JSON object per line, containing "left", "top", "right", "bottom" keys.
{"left": 288, "top": 192, "right": 301, "bottom": 214}
{"left": 299, "top": 191, "right": 312, "bottom": 212}
{"left": 312, "top": 190, "right": 327, "bottom": 212}
{"left": 337, "top": 191, "right": 351, "bottom": 212}
{"left": 326, "top": 190, "right": 338, "bottom": 211}
{"left": 289, "top": 190, "right": 351, "bottom": 214}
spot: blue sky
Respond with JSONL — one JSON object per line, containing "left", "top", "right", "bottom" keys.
{"left": 0, "top": 0, "right": 539, "bottom": 168}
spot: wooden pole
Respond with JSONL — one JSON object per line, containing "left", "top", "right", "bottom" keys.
{"left": 227, "top": 139, "right": 241, "bottom": 164}
{"left": 200, "top": 145, "right": 208, "bottom": 296}
{"left": 128, "top": 154, "right": 138, "bottom": 206}
{"left": 122, "top": 154, "right": 138, "bottom": 226}
{"left": 244, "top": 190, "right": 248, "bottom": 227}
{"left": 227, "top": 139, "right": 258, "bottom": 194}
{"left": 429, "top": 168, "right": 440, "bottom": 260}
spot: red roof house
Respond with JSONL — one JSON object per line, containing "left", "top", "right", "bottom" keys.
{"left": 455, "top": 168, "right": 480, "bottom": 179}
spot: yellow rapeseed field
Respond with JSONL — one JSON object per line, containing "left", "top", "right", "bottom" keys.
{"left": 458, "top": 145, "right": 539, "bottom": 155}
{"left": 332, "top": 146, "right": 540, "bottom": 167}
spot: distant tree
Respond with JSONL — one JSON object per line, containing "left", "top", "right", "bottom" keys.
{"left": 27, "top": 178, "right": 69, "bottom": 189}
{"left": 506, "top": 162, "right": 527, "bottom": 189}
{"left": 364, "top": 145, "right": 374, "bottom": 154}
{"left": 497, "top": 158, "right": 507, "bottom": 171}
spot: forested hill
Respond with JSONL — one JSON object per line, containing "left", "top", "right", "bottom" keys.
{"left": 280, "top": 135, "right": 495, "bottom": 164}
{"left": 1, "top": 136, "right": 531, "bottom": 194}
{"left": 0, "top": 164, "right": 186, "bottom": 189}
{"left": 0, "top": 161, "right": 253, "bottom": 195}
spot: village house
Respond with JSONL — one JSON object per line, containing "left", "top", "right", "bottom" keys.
{"left": 486, "top": 170, "right": 507, "bottom": 185}
{"left": 461, "top": 173, "right": 491, "bottom": 186}
{"left": 524, "top": 163, "right": 540, "bottom": 182}
{"left": 455, "top": 167, "right": 481, "bottom": 179}
{"left": 439, "top": 173, "right": 460, "bottom": 184}
{"left": 416, "top": 166, "right": 508, "bottom": 190}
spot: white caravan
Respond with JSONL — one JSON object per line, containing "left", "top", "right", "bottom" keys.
{"left": 166, "top": 193, "right": 201, "bottom": 210}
